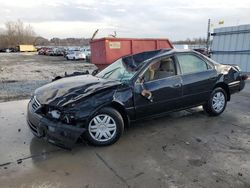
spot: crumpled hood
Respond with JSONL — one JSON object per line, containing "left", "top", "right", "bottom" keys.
{"left": 35, "top": 75, "right": 121, "bottom": 107}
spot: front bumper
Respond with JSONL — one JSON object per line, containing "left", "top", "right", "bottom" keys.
{"left": 27, "top": 100, "right": 86, "bottom": 148}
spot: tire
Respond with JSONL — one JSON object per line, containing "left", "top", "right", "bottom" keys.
{"left": 203, "top": 87, "right": 227, "bottom": 116}
{"left": 85, "top": 107, "right": 124, "bottom": 146}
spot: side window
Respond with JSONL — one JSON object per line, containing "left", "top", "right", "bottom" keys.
{"left": 177, "top": 54, "right": 209, "bottom": 74}
{"left": 143, "top": 56, "right": 176, "bottom": 82}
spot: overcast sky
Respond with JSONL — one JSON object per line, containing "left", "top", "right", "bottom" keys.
{"left": 0, "top": 0, "right": 249, "bottom": 40}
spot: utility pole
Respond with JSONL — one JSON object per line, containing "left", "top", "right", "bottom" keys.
{"left": 206, "top": 18, "right": 211, "bottom": 52}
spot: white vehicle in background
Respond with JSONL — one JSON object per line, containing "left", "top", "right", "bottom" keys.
{"left": 80, "top": 47, "right": 91, "bottom": 61}
{"left": 66, "top": 51, "right": 86, "bottom": 60}
{"left": 80, "top": 48, "right": 91, "bottom": 56}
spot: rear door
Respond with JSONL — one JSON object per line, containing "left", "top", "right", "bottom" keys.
{"left": 176, "top": 52, "right": 217, "bottom": 106}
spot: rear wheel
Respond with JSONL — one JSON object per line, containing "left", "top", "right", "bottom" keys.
{"left": 85, "top": 107, "right": 124, "bottom": 146}
{"left": 203, "top": 87, "right": 227, "bottom": 116}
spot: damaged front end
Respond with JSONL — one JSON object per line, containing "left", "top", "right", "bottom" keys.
{"left": 27, "top": 74, "right": 123, "bottom": 148}
{"left": 27, "top": 96, "right": 86, "bottom": 148}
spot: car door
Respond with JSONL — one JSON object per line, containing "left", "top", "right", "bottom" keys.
{"left": 175, "top": 52, "right": 218, "bottom": 107}
{"left": 133, "top": 55, "right": 183, "bottom": 119}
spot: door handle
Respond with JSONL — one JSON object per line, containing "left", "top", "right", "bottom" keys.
{"left": 173, "top": 83, "right": 181, "bottom": 88}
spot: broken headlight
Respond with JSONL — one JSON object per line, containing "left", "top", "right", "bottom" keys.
{"left": 44, "top": 106, "right": 76, "bottom": 125}
{"left": 61, "top": 114, "right": 76, "bottom": 125}
{"left": 43, "top": 106, "right": 61, "bottom": 120}
{"left": 48, "top": 110, "right": 61, "bottom": 119}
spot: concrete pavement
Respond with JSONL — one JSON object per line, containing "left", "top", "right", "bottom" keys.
{"left": 0, "top": 84, "right": 250, "bottom": 188}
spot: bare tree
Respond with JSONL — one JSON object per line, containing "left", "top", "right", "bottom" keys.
{"left": 4, "top": 20, "right": 36, "bottom": 48}
{"left": 0, "top": 34, "right": 8, "bottom": 49}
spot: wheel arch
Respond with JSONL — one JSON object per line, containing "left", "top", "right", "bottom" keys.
{"left": 109, "top": 101, "right": 130, "bottom": 128}
{"left": 86, "top": 100, "right": 130, "bottom": 129}
{"left": 213, "top": 82, "right": 230, "bottom": 101}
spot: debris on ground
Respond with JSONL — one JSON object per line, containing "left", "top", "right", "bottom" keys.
{"left": 195, "top": 138, "right": 202, "bottom": 142}
{"left": 65, "top": 172, "right": 70, "bottom": 176}
{"left": 52, "top": 70, "right": 90, "bottom": 81}
{"left": 162, "top": 145, "right": 167, "bottom": 151}
{"left": 18, "top": 129, "right": 21, "bottom": 132}
{"left": 17, "top": 159, "right": 22, "bottom": 164}
{"left": 188, "top": 159, "right": 206, "bottom": 167}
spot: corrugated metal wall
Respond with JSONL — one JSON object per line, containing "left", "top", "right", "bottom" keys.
{"left": 211, "top": 24, "right": 250, "bottom": 72}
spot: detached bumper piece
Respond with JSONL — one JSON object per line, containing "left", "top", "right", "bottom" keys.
{"left": 27, "top": 101, "right": 86, "bottom": 148}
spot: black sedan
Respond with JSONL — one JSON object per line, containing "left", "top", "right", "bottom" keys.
{"left": 27, "top": 49, "right": 247, "bottom": 147}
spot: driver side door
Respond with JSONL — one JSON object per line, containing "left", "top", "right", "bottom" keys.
{"left": 133, "top": 56, "right": 183, "bottom": 119}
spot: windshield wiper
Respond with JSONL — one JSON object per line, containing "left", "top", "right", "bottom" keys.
{"left": 102, "top": 67, "right": 121, "bottom": 79}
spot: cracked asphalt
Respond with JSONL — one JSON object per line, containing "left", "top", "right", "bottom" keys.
{"left": 0, "top": 81, "right": 250, "bottom": 188}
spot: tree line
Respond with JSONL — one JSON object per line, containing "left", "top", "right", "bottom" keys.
{"left": 0, "top": 20, "right": 90, "bottom": 49}
{"left": 0, "top": 20, "right": 38, "bottom": 49}
{"left": 173, "top": 37, "right": 207, "bottom": 45}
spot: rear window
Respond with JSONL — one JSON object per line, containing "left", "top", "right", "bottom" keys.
{"left": 177, "top": 54, "right": 209, "bottom": 74}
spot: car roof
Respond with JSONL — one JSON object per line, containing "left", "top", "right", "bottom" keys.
{"left": 121, "top": 48, "right": 212, "bottom": 72}
{"left": 122, "top": 48, "right": 197, "bottom": 63}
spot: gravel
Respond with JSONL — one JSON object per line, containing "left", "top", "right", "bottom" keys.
{"left": 0, "top": 52, "right": 96, "bottom": 102}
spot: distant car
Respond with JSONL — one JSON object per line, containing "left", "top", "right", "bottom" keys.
{"left": 27, "top": 49, "right": 247, "bottom": 148}
{"left": 80, "top": 48, "right": 91, "bottom": 61}
{"left": 38, "top": 48, "right": 47, "bottom": 55}
{"left": 66, "top": 51, "right": 86, "bottom": 60}
{"left": 0, "top": 48, "right": 17, "bottom": 53}
{"left": 64, "top": 49, "right": 79, "bottom": 57}
{"left": 0, "top": 48, "right": 6, "bottom": 52}
{"left": 45, "top": 49, "right": 53, "bottom": 56}
{"left": 53, "top": 48, "right": 64, "bottom": 56}
{"left": 5, "top": 48, "right": 16, "bottom": 53}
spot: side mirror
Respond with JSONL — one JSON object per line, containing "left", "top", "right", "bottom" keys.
{"left": 138, "top": 75, "right": 145, "bottom": 84}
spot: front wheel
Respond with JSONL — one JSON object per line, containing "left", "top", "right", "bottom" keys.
{"left": 203, "top": 87, "right": 227, "bottom": 116}
{"left": 85, "top": 107, "right": 124, "bottom": 146}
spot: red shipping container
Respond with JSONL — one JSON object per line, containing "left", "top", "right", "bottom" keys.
{"left": 90, "top": 38, "right": 173, "bottom": 69}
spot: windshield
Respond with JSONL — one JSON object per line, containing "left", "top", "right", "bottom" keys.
{"left": 96, "top": 58, "right": 138, "bottom": 82}
{"left": 95, "top": 49, "right": 169, "bottom": 82}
